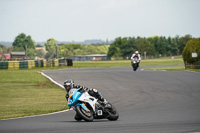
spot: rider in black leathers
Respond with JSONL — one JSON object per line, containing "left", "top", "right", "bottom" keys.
{"left": 64, "top": 79, "right": 108, "bottom": 106}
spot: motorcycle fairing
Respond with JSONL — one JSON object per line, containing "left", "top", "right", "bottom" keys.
{"left": 78, "top": 91, "right": 97, "bottom": 112}
{"left": 68, "top": 88, "right": 96, "bottom": 111}
{"left": 68, "top": 89, "right": 82, "bottom": 106}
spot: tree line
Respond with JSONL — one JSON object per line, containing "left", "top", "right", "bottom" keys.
{"left": 0, "top": 33, "right": 109, "bottom": 60}
{"left": 107, "top": 35, "right": 193, "bottom": 59}
{"left": 44, "top": 38, "right": 109, "bottom": 59}
{"left": 0, "top": 33, "right": 196, "bottom": 60}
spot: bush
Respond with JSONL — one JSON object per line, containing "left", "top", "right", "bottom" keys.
{"left": 182, "top": 38, "right": 200, "bottom": 63}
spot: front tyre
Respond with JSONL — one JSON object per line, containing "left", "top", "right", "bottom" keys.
{"left": 133, "top": 63, "right": 138, "bottom": 71}
{"left": 106, "top": 104, "right": 119, "bottom": 121}
{"left": 75, "top": 105, "right": 93, "bottom": 122}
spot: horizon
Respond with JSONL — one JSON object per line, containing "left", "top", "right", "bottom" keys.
{"left": 0, "top": 33, "right": 197, "bottom": 43}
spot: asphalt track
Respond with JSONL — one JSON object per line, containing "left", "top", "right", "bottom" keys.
{"left": 1, "top": 67, "right": 200, "bottom": 133}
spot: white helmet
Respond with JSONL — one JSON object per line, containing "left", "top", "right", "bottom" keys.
{"left": 64, "top": 79, "right": 74, "bottom": 91}
{"left": 135, "top": 51, "right": 139, "bottom": 54}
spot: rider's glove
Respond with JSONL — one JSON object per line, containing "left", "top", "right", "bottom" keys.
{"left": 65, "top": 93, "right": 69, "bottom": 100}
{"left": 79, "top": 86, "right": 84, "bottom": 89}
{"left": 76, "top": 85, "right": 81, "bottom": 88}
{"left": 79, "top": 86, "right": 88, "bottom": 93}
{"left": 84, "top": 87, "right": 88, "bottom": 91}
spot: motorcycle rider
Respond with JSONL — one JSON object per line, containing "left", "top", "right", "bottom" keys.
{"left": 131, "top": 50, "right": 141, "bottom": 67}
{"left": 64, "top": 79, "right": 108, "bottom": 107}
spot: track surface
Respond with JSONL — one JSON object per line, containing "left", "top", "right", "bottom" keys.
{"left": 1, "top": 67, "right": 200, "bottom": 133}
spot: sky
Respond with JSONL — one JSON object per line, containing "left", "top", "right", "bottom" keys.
{"left": 0, "top": 0, "right": 200, "bottom": 42}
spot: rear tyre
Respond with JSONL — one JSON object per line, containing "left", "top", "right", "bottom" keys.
{"left": 75, "top": 105, "right": 93, "bottom": 122}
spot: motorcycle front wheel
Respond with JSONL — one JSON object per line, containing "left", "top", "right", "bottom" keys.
{"left": 75, "top": 105, "right": 94, "bottom": 122}
{"left": 106, "top": 104, "right": 119, "bottom": 121}
{"left": 132, "top": 63, "right": 138, "bottom": 71}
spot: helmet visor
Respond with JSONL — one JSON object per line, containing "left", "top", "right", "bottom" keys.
{"left": 65, "top": 85, "right": 71, "bottom": 91}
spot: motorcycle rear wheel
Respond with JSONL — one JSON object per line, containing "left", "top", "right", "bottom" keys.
{"left": 75, "top": 105, "right": 94, "bottom": 122}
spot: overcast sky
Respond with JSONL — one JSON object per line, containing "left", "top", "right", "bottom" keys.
{"left": 0, "top": 0, "right": 200, "bottom": 42}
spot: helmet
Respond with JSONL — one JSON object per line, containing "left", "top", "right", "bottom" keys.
{"left": 135, "top": 51, "right": 139, "bottom": 54}
{"left": 64, "top": 79, "right": 74, "bottom": 91}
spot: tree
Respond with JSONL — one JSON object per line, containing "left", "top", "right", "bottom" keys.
{"left": 0, "top": 48, "right": 2, "bottom": 55}
{"left": 12, "top": 33, "right": 36, "bottom": 59}
{"left": 147, "top": 36, "right": 166, "bottom": 56}
{"left": 13, "top": 33, "right": 26, "bottom": 48}
{"left": 13, "top": 33, "right": 35, "bottom": 49}
{"left": 0, "top": 44, "right": 5, "bottom": 48}
{"left": 24, "top": 36, "right": 35, "bottom": 49}
{"left": 96, "top": 45, "right": 109, "bottom": 54}
{"left": 182, "top": 38, "right": 200, "bottom": 63}
{"left": 45, "top": 38, "right": 57, "bottom": 59}
{"left": 136, "top": 38, "right": 156, "bottom": 57}
{"left": 107, "top": 37, "right": 123, "bottom": 58}
{"left": 36, "top": 49, "right": 45, "bottom": 58}
{"left": 120, "top": 37, "right": 134, "bottom": 58}
{"left": 179, "top": 34, "right": 192, "bottom": 54}
{"left": 45, "top": 38, "right": 57, "bottom": 51}
{"left": 112, "top": 47, "right": 122, "bottom": 57}
{"left": 0, "top": 44, "right": 5, "bottom": 54}
{"left": 170, "top": 36, "right": 180, "bottom": 55}
{"left": 83, "top": 45, "right": 95, "bottom": 55}
{"left": 27, "top": 49, "right": 36, "bottom": 59}
{"left": 126, "top": 37, "right": 137, "bottom": 57}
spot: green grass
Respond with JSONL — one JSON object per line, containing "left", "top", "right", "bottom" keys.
{"left": 72, "top": 58, "right": 199, "bottom": 72}
{"left": 140, "top": 58, "right": 184, "bottom": 66}
{"left": 73, "top": 60, "right": 131, "bottom": 68}
{"left": 0, "top": 70, "right": 67, "bottom": 119}
{"left": 72, "top": 58, "right": 184, "bottom": 68}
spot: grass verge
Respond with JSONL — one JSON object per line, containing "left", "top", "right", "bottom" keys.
{"left": 0, "top": 70, "right": 67, "bottom": 119}
{"left": 72, "top": 58, "right": 184, "bottom": 68}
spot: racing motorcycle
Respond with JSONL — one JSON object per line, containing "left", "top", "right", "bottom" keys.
{"left": 68, "top": 88, "right": 119, "bottom": 122}
{"left": 131, "top": 57, "right": 140, "bottom": 71}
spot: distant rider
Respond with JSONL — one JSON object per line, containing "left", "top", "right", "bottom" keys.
{"left": 64, "top": 79, "right": 108, "bottom": 107}
{"left": 131, "top": 51, "right": 141, "bottom": 67}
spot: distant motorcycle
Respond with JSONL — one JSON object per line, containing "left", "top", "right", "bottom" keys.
{"left": 131, "top": 57, "right": 140, "bottom": 71}
{"left": 68, "top": 88, "right": 119, "bottom": 122}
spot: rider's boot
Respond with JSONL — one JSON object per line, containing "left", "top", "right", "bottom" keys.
{"left": 74, "top": 113, "right": 82, "bottom": 121}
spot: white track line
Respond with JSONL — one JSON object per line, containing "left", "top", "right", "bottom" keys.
{"left": 41, "top": 72, "right": 65, "bottom": 90}
{"left": 1, "top": 72, "right": 69, "bottom": 121}
{"left": 1, "top": 109, "right": 71, "bottom": 121}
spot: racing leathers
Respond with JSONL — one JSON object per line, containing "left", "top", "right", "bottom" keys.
{"left": 131, "top": 53, "right": 141, "bottom": 62}
{"left": 65, "top": 85, "right": 106, "bottom": 105}
{"left": 131, "top": 53, "right": 141, "bottom": 66}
